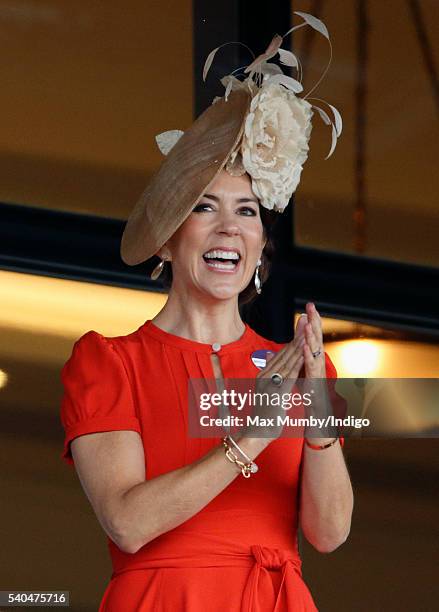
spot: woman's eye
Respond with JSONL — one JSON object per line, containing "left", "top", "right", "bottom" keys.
{"left": 192, "top": 203, "right": 213, "bottom": 212}
{"left": 238, "top": 207, "right": 257, "bottom": 216}
{"left": 192, "top": 204, "right": 257, "bottom": 215}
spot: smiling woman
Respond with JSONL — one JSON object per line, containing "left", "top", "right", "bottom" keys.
{"left": 159, "top": 170, "right": 277, "bottom": 306}
{"left": 60, "top": 11, "right": 353, "bottom": 611}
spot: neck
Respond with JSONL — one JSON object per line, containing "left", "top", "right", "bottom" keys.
{"left": 151, "top": 285, "right": 246, "bottom": 345}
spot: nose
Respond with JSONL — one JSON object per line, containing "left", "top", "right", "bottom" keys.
{"left": 215, "top": 210, "right": 242, "bottom": 237}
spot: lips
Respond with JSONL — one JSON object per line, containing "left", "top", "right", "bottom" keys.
{"left": 203, "top": 259, "right": 240, "bottom": 272}
{"left": 202, "top": 247, "right": 241, "bottom": 273}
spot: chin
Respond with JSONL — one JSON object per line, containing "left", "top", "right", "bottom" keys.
{"left": 199, "top": 283, "right": 243, "bottom": 302}
{"left": 206, "top": 289, "right": 240, "bottom": 302}
{"left": 192, "top": 270, "right": 252, "bottom": 302}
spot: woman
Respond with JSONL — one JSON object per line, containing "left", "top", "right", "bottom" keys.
{"left": 60, "top": 13, "right": 353, "bottom": 610}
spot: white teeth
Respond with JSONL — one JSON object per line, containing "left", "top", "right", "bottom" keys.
{"left": 203, "top": 249, "right": 240, "bottom": 260}
{"left": 205, "top": 261, "right": 236, "bottom": 270}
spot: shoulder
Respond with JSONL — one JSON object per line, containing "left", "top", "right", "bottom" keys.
{"left": 63, "top": 330, "right": 104, "bottom": 366}
{"left": 64, "top": 326, "right": 144, "bottom": 365}
{"left": 62, "top": 330, "right": 116, "bottom": 371}
{"left": 60, "top": 330, "right": 142, "bottom": 467}
{"left": 68, "top": 329, "right": 111, "bottom": 353}
{"left": 61, "top": 330, "right": 135, "bottom": 388}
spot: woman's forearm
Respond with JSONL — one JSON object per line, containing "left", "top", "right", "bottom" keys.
{"left": 112, "top": 436, "right": 269, "bottom": 554}
{"left": 299, "top": 438, "right": 353, "bottom": 553}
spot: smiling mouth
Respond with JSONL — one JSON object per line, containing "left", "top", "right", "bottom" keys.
{"left": 202, "top": 250, "right": 241, "bottom": 272}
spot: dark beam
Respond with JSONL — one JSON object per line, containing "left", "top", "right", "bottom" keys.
{"left": 1, "top": 202, "right": 437, "bottom": 341}
{"left": 0, "top": 201, "right": 166, "bottom": 293}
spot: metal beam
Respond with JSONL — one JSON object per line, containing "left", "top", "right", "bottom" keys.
{"left": 0, "top": 201, "right": 165, "bottom": 293}
{"left": 1, "top": 200, "right": 437, "bottom": 341}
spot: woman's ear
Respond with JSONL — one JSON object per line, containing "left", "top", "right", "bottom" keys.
{"left": 156, "top": 244, "right": 172, "bottom": 261}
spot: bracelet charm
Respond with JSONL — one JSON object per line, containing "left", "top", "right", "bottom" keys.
{"left": 222, "top": 436, "right": 258, "bottom": 478}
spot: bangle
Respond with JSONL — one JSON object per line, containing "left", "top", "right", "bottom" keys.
{"left": 225, "top": 435, "right": 253, "bottom": 464}
{"left": 222, "top": 436, "right": 258, "bottom": 478}
{"left": 305, "top": 437, "right": 339, "bottom": 450}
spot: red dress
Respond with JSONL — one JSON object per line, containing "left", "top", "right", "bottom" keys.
{"left": 60, "top": 319, "right": 344, "bottom": 611}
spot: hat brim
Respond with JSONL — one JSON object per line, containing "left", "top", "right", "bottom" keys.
{"left": 120, "top": 89, "right": 251, "bottom": 266}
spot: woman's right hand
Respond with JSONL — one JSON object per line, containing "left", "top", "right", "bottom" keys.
{"left": 239, "top": 316, "right": 307, "bottom": 444}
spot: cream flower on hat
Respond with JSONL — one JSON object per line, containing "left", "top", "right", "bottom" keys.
{"left": 241, "top": 82, "right": 313, "bottom": 212}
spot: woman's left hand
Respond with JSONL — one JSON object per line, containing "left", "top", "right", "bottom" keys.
{"left": 303, "top": 302, "right": 326, "bottom": 379}
{"left": 302, "top": 302, "right": 335, "bottom": 440}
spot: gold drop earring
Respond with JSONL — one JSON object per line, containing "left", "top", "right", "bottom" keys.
{"left": 151, "top": 254, "right": 169, "bottom": 280}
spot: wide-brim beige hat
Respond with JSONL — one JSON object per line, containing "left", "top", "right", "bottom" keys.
{"left": 121, "top": 11, "right": 342, "bottom": 267}
{"left": 120, "top": 89, "right": 251, "bottom": 266}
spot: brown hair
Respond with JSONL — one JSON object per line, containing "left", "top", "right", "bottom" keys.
{"left": 159, "top": 203, "right": 278, "bottom": 306}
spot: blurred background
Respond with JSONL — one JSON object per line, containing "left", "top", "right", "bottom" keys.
{"left": 0, "top": 0, "right": 438, "bottom": 610}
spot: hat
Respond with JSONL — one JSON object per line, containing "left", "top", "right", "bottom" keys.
{"left": 121, "top": 11, "right": 342, "bottom": 267}
{"left": 121, "top": 89, "right": 250, "bottom": 266}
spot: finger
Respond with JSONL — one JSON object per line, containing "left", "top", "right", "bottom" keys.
{"left": 263, "top": 336, "right": 305, "bottom": 378}
{"left": 307, "top": 303, "right": 323, "bottom": 344}
{"left": 262, "top": 346, "right": 305, "bottom": 392}
{"left": 305, "top": 323, "right": 320, "bottom": 354}
{"left": 258, "top": 335, "right": 303, "bottom": 375}
{"left": 258, "top": 339, "right": 304, "bottom": 383}
{"left": 295, "top": 313, "right": 307, "bottom": 335}
{"left": 294, "top": 315, "right": 307, "bottom": 345}
{"left": 274, "top": 351, "right": 305, "bottom": 396}
{"left": 304, "top": 342, "right": 317, "bottom": 372}
{"left": 282, "top": 345, "right": 306, "bottom": 380}
{"left": 257, "top": 356, "right": 304, "bottom": 398}
{"left": 288, "top": 353, "right": 305, "bottom": 379}
{"left": 304, "top": 339, "right": 324, "bottom": 364}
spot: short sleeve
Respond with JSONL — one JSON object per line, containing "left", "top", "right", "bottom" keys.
{"left": 60, "top": 330, "right": 142, "bottom": 467}
{"left": 324, "top": 352, "right": 346, "bottom": 448}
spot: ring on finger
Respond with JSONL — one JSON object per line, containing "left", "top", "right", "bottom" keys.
{"left": 270, "top": 372, "right": 284, "bottom": 386}
{"left": 311, "top": 347, "right": 322, "bottom": 358}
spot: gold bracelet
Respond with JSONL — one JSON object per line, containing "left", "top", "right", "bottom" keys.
{"left": 305, "top": 437, "right": 339, "bottom": 450}
{"left": 222, "top": 437, "right": 258, "bottom": 478}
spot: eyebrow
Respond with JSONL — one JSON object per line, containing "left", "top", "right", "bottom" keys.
{"left": 203, "top": 193, "right": 259, "bottom": 204}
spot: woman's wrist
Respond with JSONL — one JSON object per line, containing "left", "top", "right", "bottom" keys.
{"left": 234, "top": 435, "right": 271, "bottom": 459}
{"left": 305, "top": 436, "right": 339, "bottom": 450}
{"left": 305, "top": 436, "right": 337, "bottom": 444}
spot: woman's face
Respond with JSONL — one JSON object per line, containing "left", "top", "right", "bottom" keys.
{"left": 161, "top": 170, "right": 266, "bottom": 302}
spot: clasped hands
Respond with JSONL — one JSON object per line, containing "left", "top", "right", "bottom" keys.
{"left": 241, "top": 303, "right": 330, "bottom": 441}
{"left": 262, "top": 301, "right": 326, "bottom": 383}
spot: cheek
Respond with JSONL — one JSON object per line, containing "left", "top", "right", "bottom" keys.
{"left": 245, "top": 221, "right": 265, "bottom": 251}
{"left": 170, "top": 217, "right": 207, "bottom": 258}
